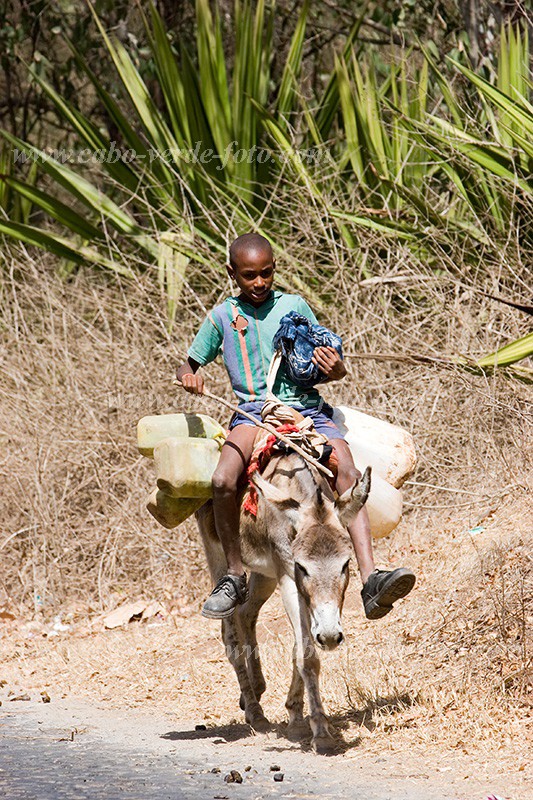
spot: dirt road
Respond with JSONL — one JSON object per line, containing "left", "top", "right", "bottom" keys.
{"left": 1, "top": 694, "right": 515, "bottom": 800}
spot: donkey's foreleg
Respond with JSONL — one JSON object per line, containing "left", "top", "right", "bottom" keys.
{"left": 222, "top": 615, "right": 270, "bottom": 732}
{"left": 279, "top": 575, "right": 336, "bottom": 753}
{"left": 196, "top": 505, "right": 269, "bottom": 732}
{"left": 237, "top": 572, "right": 277, "bottom": 706}
{"left": 285, "top": 648, "right": 308, "bottom": 738}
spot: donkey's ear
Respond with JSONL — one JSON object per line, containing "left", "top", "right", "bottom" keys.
{"left": 314, "top": 484, "right": 335, "bottom": 521}
{"left": 335, "top": 466, "right": 371, "bottom": 526}
{"left": 252, "top": 472, "right": 300, "bottom": 511}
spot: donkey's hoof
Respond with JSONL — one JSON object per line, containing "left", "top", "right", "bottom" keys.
{"left": 312, "top": 734, "right": 338, "bottom": 755}
{"left": 248, "top": 714, "right": 272, "bottom": 733}
{"left": 245, "top": 703, "right": 271, "bottom": 733}
{"left": 287, "top": 719, "right": 311, "bottom": 741}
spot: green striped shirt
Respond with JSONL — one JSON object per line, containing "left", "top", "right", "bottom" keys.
{"left": 188, "top": 291, "right": 323, "bottom": 408}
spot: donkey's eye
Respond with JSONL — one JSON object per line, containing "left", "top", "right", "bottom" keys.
{"left": 342, "top": 560, "right": 350, "bottom": 574}
{"left": 295, "top": 562, "right": 309, "bottom": 578}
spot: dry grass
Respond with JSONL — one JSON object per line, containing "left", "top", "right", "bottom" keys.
{"left": 0, "top": 253, "right": 216, "bottom": 613}
{"left": 0, "top": 236, "right": 531, "bottom": 766}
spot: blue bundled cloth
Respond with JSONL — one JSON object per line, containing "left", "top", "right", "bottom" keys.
{"left": 272, "top": 311, "right": 343, "bottom": 390}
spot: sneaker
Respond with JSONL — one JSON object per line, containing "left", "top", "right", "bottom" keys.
{"left": 201, "top": 573, "right": 248, "bottom": 619}
{"left": 361, "top": 568, "right": 416, "bottom": 620}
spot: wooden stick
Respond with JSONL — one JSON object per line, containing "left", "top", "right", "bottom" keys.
{"left": 343, "top": 351, "right": 454, "bottom": 366}
{"left": 173, "top": 380, "right": 333, "bottom": 479}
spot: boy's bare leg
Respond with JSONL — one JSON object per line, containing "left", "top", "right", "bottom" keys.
{"left": 330, "top": 438, "right": 415, "bottom": 619}
{"left": 330, "top": 439, "right": 374, "bottom": 583}
{"left": 202, "top": 424, "right": 258, "bottom": 618}
{"left": 211, "top": 424, "right": 258, "bottom": 575}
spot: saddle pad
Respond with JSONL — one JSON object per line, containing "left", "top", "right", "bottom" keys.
{"left": 242, "top": 425, "right": 338, "bottom": 517}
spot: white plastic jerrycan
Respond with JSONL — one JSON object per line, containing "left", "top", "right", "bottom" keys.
{"left": 154, "top": 436, "right": 222, "bottom": 499}
{"left": 146, "top": 487, "right": 206, "bottom": 530}
{"left": 332, "top": 406, "right": 416, "bottom": 488}
{"left": 137, "top": 413, "right": 225, "bottom": 457}
{"left": 332, "top": 405, "right": 416, "bottom": 538}
{"left": 364, "top": 473, "right": 404, "bottom": 538}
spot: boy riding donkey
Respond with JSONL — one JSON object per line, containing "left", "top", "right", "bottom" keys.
{"left": 177, "top": 233, "right": 415, "bottom": 620}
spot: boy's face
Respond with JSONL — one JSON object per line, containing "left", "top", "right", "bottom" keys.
{"left": 227, "top": 248, "right": 276, "bottom": 307}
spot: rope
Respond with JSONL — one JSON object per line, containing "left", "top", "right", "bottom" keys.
{"left": 173, "top": 380, "right": 333, "bottom": 479}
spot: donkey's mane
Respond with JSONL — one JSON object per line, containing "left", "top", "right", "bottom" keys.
{"left": 262, "top": 450, "right": 333, "bottom": 506}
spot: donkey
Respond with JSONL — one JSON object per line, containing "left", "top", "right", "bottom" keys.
{"left": 196, "top": 448, "right": 371, "bottom": 753}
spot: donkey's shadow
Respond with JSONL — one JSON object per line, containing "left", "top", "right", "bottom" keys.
{"left": 161, "top": 722, "right": 254, "bottom": 744}
{"left": 161, "top": 692, "right": 415, "bottom": 755}
{"left": 325, "top": 691, "right": 416, "bottom": 753}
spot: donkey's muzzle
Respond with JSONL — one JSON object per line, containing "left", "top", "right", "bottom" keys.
{"left": 316, "top": 631, "right": 344, "bottom": 650}
{"left": 311, "top": 601, "right": 345, "bottom": 650}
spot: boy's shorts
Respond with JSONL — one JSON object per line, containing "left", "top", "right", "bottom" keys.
{"left": 228, "top": 401, "right": 345, "bottom": 441}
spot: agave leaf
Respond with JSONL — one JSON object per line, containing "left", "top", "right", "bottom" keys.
{"left": 314, "top": 2, "right": 369, "bottom": 141}
{"left": 377, "top": 175, "right": 490, "bottom": 243}
{"left": 299, "top": 94, "right": 331, "bottom": 154}
{"left": 108, "top": 43, "right": 182, "bottom": 169}
{"left": 56, "top": 36, "right": 192, "bottom": 222}
{"left": 341, "top": 53, "right": 382, "bottom": 193}
{"left": 276, "top": 0, "right": 309, "bottom": 123}
{"left": 498, "top": 23, "right": 530, "bottom": 105}
{"left": 389, "top": 108, "right": 510, "bottom": 225}
{"left": 407, "top": 116, "right": 532, "bottom": 195}
{"left": 251, "top": 99, "right": 321, "bottom": 197}
{"left": 195, "top": 0, "right": 231, "bottom": 157}
{"left": 389, "top": 61, "right": 403, "bottom": 185}
{"left": 87, "top": 4, "right": 182, "bottom": 191}
{"left": 256, "top": 1, "right": 273, "bottom": 102}
{"left": 17, "top": 161, "right": 37, "bottom": 225}
{"left": 499, "top": 122, "right": 533, "bottom": 160}
{"left": 180, "top": 46, "right": 218, "bottom": 158}
{"left": 158, "top": 232, "right": 191, "bottom": 331}
{"left": 0, "top": 131, "right": 160, "bottom": 256}
{"left": 329, "top": 210, "right": 417, "bottom": 239}
{"left": 417, "top": 58, "right": 429, "bottom": 118}
{"left": 61, "top": 40, "right": 181, "bottom": 208}
{"left": 232, "top": 0, "right": 257, "bottom": 191}
{"left": 0, "top": 145, "right": 11, "bottom": 211}
{"left": 0, "top": 220, "right": 133, "bottom": 276}
{"left": 420, "top": 44, "right": 464, "bottom": 127}
{"left": 233, "top": 0, "right": 273, "bottom": 192}
{"left": 27, "top": 63, "right": 142, "bottom": 194}
{"left": 498, "top": 24, "right": 510, "bottom": 96}
{"left": 477, "top": 331, "right": 533, "bottom": 368}
{"left": 143, "top": 10, "right": 216, "bottom": 204}
{"left": 450, "top": 59, "right": 533, "bottom": 139}
{"left": 0, "top": 176, "right": 104, "bottom": 241}
{"left": 1, "top": 134, "right": 165, "bottom": 258}
{"left": 436, "top": 175, "right": 494, "bottom": 235}
{"left": 364, "top": 61, "right": 389, "bottom": 179}
{"left": 336, "top": 56, "right": 365, "bottom": 182}
{"left": 146, "top": 2, "right": 191, "bottom": 148}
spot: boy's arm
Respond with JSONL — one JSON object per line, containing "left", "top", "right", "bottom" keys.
{"left": 312, "top": 346, "right": 347, "bottom": 383}
{"left": 176, "top": 356, "right": 205, "bottom": 395}
{"left": 177, "top": 309, "right": 223, "bottom": 395}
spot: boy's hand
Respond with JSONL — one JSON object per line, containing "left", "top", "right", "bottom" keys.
{"left": 180, "top": 373, "right": 205, "bottom": 395}
{"left": 312, "top": 346, "right": 347, "bottom": 381}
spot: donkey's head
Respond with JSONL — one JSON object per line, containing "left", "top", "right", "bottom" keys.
{"left": 253, "top": 464, "right": 371, "bottom": 651}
